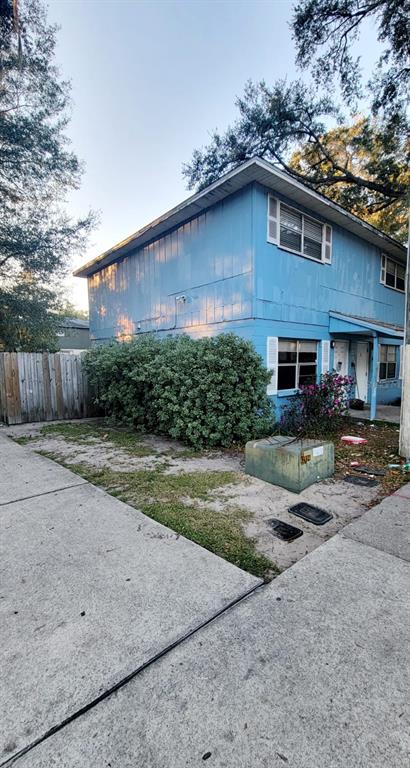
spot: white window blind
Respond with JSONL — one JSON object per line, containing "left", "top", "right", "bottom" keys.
{"left": 304, "top": 217, "right": 323, "bottom": 260}
{"left": 266, "top": 336, "right": 278, "bottom": 395}
{"left": 268, "top": 198, "right": 332, "bottom": 263}
{"left": 280, "top": 205, "right": 302, "bottom": 253}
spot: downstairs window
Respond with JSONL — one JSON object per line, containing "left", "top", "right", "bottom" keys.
{"left": 278, "top": 339, "right": 318, "bottom": 390}
{"left": 379, "top": 345, "right": 398, "bottom": 380}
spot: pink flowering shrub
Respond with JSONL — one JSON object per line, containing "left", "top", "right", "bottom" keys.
{"left": 280, "top": 372, "right": 353, "bottom": 436}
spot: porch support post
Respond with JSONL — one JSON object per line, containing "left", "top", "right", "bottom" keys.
{"left": 370, "top": 336, "right": 378, "bottom": 421}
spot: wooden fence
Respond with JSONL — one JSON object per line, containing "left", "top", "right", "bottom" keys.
{"left": 0, "top": 352, "right": 91, "bottom": 425}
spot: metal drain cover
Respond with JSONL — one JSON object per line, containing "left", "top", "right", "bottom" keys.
{"left": 269, "top": 519, "right": 303, "bottom": 542}
{"left": 353, "top": 466, "right": 386, "bottom": 477}
{"left": 344, "top": 474, "right": 379, "bottom": 487}
{"left": 289, "top": 503, "right": 333, "bottom": 525}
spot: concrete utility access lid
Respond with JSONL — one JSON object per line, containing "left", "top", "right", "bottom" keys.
{"left": 269, "top": 518, "right": 303, "bottom": 542}
{"left": 344, "top": 475, "right": 379, "bottom": 488}
{"left": 289, "top": 502, "right": 333, "bottom": 526}
{"left": 353, "top": 466, "right": 386, "bottom": 477}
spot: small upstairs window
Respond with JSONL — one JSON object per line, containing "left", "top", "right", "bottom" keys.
{"left": 380, "top": 254, "right": 405, "bottom": 292}
{"left": 268, "top": 196, "right": 332, "bottom": 264}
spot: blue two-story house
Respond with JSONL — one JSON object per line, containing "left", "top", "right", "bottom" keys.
{"left": 75, "top": 158, "right": 406, "bottom": 420}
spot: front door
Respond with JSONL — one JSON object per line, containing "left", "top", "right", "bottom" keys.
{"left": 356, "top": 342, "right": 369, "bottom": 402}
{"left": 333, "top": 341, "right": 349, "bottom": 376}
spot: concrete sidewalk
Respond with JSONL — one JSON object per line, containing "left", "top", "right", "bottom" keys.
{"left": 0, "top": 434, "right": 260, "bottom": 763}
{"left": 1, "top": 434, "right": 410, "bottom": 767}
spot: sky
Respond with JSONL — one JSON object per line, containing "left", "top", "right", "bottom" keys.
{"left": 47, "top": 0, "right": 378, "bottom": 311}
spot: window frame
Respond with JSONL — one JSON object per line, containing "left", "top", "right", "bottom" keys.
{"left": 277, "top": 338, "right": 318, "bottom": 392}
{"left": 380, "top": 253, "right": 405, "bottom": 293}
{"left": 267, "top": 196, "right": 332, "bottom": 265}
{"left": 378, "top": 344, "right": 398, "bottom": 381}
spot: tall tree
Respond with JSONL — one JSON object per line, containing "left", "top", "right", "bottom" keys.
{"left": 57, "top": 299, "right": 89, "bottom": 321}
{"left": 183, "top": 81, "right": 408, "bottom": 240}
{"left": 0, "top": 0, "right": 94, "bottom": 350}
{"left": 289, "top": 117, "right": 409, "bottom": 241}
{"left": 183, "top": 0, "right": 409, "bottom": 241}
{"left": 292, "top": 0, "right": 410, "bottom": 122}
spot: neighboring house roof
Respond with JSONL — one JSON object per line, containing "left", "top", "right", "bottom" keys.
{"left": 58, "top": 317, "right": 89, "bottom": 330}
{"left": 74, "top": 157, "right": 407, "bottom": 278}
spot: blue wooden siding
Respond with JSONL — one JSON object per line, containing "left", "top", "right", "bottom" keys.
{"left": 251, "top": 184, "right": 404, "bottom": 406}
{"left": 252, "top": 183, "right": 404, "bottom": 328}
{"left": 88, "top": 180, "right": 404, "bottom": 408}
{"left": 88, "top": 187, "right": 254, "bottom": 342}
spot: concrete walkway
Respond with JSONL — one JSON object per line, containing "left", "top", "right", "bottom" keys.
{"left": 349, "top": 404, "right": 401, "bottom": 423}
{"left": 1, "top": 434, "right": 409, "bottom": 767}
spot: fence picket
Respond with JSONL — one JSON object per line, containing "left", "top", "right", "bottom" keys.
{"left": 0, "top": 352, "right": 90, "bottom": 425}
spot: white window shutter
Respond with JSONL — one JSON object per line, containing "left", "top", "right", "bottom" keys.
{"left": 380, "top": 253, "right": 386, "bottom": 284}
{"left": 399, "top": 345, "right": 404, "bottom": 379}
{"left": 321, "top": 340, "right": 330, "bottom": 374}
{"left": 267, "top": 196, "right": 279, "bottom": 244}
{"left": 266, "top": 336, "right": 278, "bottom": 395}
{"left": 323, "top": 224, "right": 332, "bottom": 263}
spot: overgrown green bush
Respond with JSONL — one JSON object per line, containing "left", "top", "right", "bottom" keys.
{"left": 84, "top": 333, "right": 275, "bottom": 448}
{"left": 280, "top": 372, "right": 353, "bottom": 437}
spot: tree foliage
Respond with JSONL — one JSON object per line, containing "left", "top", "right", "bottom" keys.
{"left": 84, "top": 334, "right": 275, "bottom": 449}
{"left": 289, "top": 117, "right": 409, "bottom": 241}
{"left": 292, "top": 0, "right": 410, "bottom": 121}
{"left": 183, "top": 1, "right": 409, "bottom": 242}
{"left": 0, "top": 0, "right": 94, "bottom": 350}
{"left": 0, "top": 278, "right": 59, "bottom": 351}
{"left": 57, "top": 300, "right": 89, "bottom": 321}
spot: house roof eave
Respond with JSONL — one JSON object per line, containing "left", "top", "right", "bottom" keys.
{"left": 74, "top": 157, "right": 407, "bottom": 278}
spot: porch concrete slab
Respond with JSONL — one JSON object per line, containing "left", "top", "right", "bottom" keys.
{"left": 349, "top": 405, "right": 401, "bottom": 423}
{"left": 0, "top": 433, "right": 86, "bottom": 505}
{"left": 12, "top": 534, "right": 410, "bottom": 768}
{"left": 0, "top": 481, "right": 260, "bottom": 762}
{"left": 341, "top": 491, "right": 410, "bottom": 562}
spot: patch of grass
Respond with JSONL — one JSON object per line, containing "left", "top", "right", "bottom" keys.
{"left": 39, "top": 422, "right": 155, "bottom": 458}
{"left": 39, "top": 454, "right": 275, "bottom": 579}
{"left": 166, "top": 447, "right": 204, "bottom": 459}
{"left": 13, "top": 435, "right": 39, "bottom": 445}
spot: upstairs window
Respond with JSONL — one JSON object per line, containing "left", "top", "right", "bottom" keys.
{"left": 268, "top": 196, "right": 332, "bottom": 263}
{"left": 379, "top": 345, "right": 398, "bottom": 380}
{"left": 278, "top": 339, "right": 317, "bottom": 390}
{"left": 380, "top": 254, "right": 405, "bottom": 292}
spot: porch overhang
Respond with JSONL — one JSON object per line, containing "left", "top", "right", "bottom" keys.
{"left": 329, "top": 311, "right": 403, "bottom": 339}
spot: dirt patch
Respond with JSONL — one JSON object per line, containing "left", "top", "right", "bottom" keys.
{"left": 5, "top": 418, "right": 408, "bottom": 574}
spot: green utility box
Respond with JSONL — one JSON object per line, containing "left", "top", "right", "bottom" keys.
{"left": 245, "top": 436, "right": 334, "bottom": 493}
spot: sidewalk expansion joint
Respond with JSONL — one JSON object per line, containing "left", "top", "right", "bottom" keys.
{"left": 0, "top": 481, "right": 88, "bottom": 507}
{"left": 1, "top": 581, "right": 264, "bottom": 767}
{"left": 340, "top": 530, "right": 410, "bottom": 566}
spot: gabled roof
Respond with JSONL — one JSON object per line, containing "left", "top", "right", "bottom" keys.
{"left": 58, "top": 317, "right": 89, "bottom": 329}
{"left": 74, "top": 157, "right": 406, "bottom": 278}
